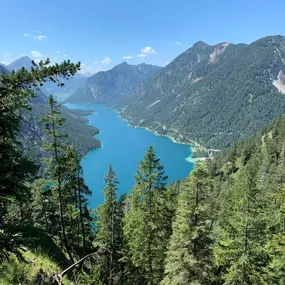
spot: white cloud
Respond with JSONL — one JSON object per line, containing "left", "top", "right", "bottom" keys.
{"left": 63, "top": 54, "right": 68, "bottom": 57}
{"left": 34, "top": 35, "right": 48, "bottom": 41}
{"left": 4, "top": 53, "right": 11, "bottom": 57}
{"left": 102, "top": 56, "right": 111, "bottom": 64}
{"left": 79, "top": 63, "right": 105, "bottom": 74}
{"left": 140, "top": 46, "right": 156, "bottom": 54}
{"left": 56, "top": 51, "right": 60, "bottom": 54}
{"left": 23, "top": 31, "right": 48, "bottom": 41}
{"left": 123, "top": 55, "right": 132, "bottom": 60}
{"left": 31, "top": 50, "right": 43, "bottom": 59}
{"left": 170, "top": 41, "right": 182, "bottom": 46}
{"left": 137, "top": 46, "right": 157, "bottom": 58}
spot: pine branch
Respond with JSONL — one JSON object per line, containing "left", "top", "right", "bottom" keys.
{"left": 49, "top": 248, "right": 107, "bottom": 285}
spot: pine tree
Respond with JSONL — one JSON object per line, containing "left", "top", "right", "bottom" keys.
{"left": 76, "top": 163, "right": 92, "bottom": 255}
{"left": 60, "top": 148, "right": 93, "bottom": 256}
{"left": 0, "top": 58, "right": 80, "bottom": 260}
{"left": 95, "top": 164, "right": 122, "bottom": 284}
{"left": 161, "top": 164, "right": 214, "bottom": 285}
{"left": 263, "top": 162, "right": 285, "bottom": 284}
{"left": 41, "top": 94, "right": 74, "bottom": 262}
{"left": 213, "top": 156, "right": 271, "bottom": 284}
{"left": 123, "top": 146, "right": 171, "bottom": 285}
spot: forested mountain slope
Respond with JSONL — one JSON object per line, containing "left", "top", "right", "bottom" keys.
{"left": 116, "top": 35, "right": 285, "bottom": 150}
{"left": 1, "top": 59, "right": 100, "bottom": 164}
{"left": 159, "top": 112, "right": 285, "bottom": 284}
{"left": 20, "top": 105, "right": 100, "bottom": 166}
{"left": 3, "top": 57, "right": 285, "bottom": 284}
{"left": 66, "top": 62, "right": 162, "bottom": 103}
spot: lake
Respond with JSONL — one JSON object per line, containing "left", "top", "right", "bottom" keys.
{"left": 65, "top": 103, "right": 194, "bottom": 208}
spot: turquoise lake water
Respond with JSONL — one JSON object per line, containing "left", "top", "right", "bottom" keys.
{"left": 65, "top": 103, "right": 194, "bottom": 208}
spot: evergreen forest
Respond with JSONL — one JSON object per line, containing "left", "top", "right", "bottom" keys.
{"left": 2, "top": 58, "right": 285, "bottom": 285}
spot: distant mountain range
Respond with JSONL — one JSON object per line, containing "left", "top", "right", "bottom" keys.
{"left": 5, "top": 56, "right": 91, "bottom": 97}
{"left": 66, "top": 62, "right": 162, "bottom": 103}
{"left": 115, "top": 35, "right": 285, "bottom": 150}
{"left": 0, "top": 63, "right": 7, "bottom": 73}
{"left": 7, "top": 56, "right": 35, "bottom": 71}
{"left": 4, "top": 35, "right": 285, "bottom": 154}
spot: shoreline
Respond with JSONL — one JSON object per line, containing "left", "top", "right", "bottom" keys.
{"left": 114, "top": 109, "right": 218, "bottom": 162}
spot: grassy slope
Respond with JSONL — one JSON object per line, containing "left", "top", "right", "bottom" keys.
{"left": 0, "top": 250, "right": 74, "bottom": 285}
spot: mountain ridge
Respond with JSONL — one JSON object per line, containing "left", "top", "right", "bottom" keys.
{"left": 115, "top": 35, "right": 285, "bottom": 153}
{"left": 4, "top": 56, "right": 90, "bottom": 96}
{"left": 66, "top": 62, "right": 162, "bottom": 104}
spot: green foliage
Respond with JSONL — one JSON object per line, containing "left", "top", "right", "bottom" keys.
{"left": 0, "top": 249, "right": 74, "bottom": 285}
{"left": 213, "top": 157, "right": 271, "bottom": 284}
{"left": 117, "top": 35, "right": 285, "bottom": 150}
{"left": 5, "top": 48, "right": 285, "bottom": 285}
{"left": 0, "top": 58, "right": 81, "bottom": 261}
{"left": 94, "top": 164, "right": 124, "bottom": 284}
{"left": 161, "top": 165, "right": 214, "bottom": 285}
{"left": 123, "top": 147, "right": 172, "bottom": 285}
{"left": 66, "top": 62, "right": 162, "bottom": 104}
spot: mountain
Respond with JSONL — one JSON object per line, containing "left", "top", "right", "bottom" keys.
{"left": 0, "top": 63, "right": 7, "bottom": 73}
{"left": 1, "top": 57, "right": 100, "bottom": 164}
{"left": 43, "top": 72, "right": 89, "bottom": 97}
{"left": 6, "top": 56, "right": 88, "bottom": 98}
{"left": 7, "top": 56, "right": 34, "bottom": 71}
{"left": 20, "top": 105, "right": 100, "bottom": 172}
{"left": 115, "top": 35, "right": 285, "bottom": 151}
{"left": 66, "top": 62, "right": 162, "bottom": 103}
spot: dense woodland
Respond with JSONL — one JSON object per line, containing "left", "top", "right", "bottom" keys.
{"left": 66, "top": 62, "right": 162, "bottom": 104}
{"left": 3, "top": 59, "right": 285, "bottom": 285}
{"left": 117, "top": 36, "right": 285, "bottom": 150}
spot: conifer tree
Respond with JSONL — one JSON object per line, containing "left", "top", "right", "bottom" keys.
{"left": 123, "top": 146, "right": 171, "bottom": 285}
{"left": 0, "top": 59, "right": 80, "bottom": 260}
{"left": 213, "top": 157, "right": 270, "bottom": 284}
{"left": 95, "top": 164, "right": 122, "bottom": 284}
{"left": 60, "top": 148, "right": 93, "bottom": 256}
{"left": 76, "top": 163, "right": 92, "bottom": 255}
{"left": 41, "top": 94, "right": 74, "bottom": 262}
{"left": 161, "top": 164, "right": 214, "bottom": 285}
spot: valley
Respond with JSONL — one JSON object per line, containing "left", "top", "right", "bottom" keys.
{"left": 65, "top": 103, "right": 194, "bottom": 208}
{"left": 2, "top": 2, "right": 285, "bottom": 281}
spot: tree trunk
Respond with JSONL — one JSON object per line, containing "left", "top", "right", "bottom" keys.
{"left": 51, "top": 103, "right": 74, "bottom": 263}
{"left": 78, "top": 169, "right": 86, "bottom": 255}
{"left": 147, "top": 159, "right": 154, "bottom": 285}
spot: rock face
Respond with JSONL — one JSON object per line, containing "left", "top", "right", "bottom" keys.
{"left": 116, "top": 35, "right": 285, "bottom": 149}
{"left": 66, "top": 62, "right": 162, "bottom": 104}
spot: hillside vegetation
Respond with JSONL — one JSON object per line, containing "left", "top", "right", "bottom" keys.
{"left": 66, "top": 62, "right": 162, "bottom": 103}
{"left": 116, "top": 35, "right": 285, "bottom": 151}
{"left": 0, "top": 62, "right": 100, "bottom": 168}
{"left": 3, "top": 44, "right": 285, "bottom": 284}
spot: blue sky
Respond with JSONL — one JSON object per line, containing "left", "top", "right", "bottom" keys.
{"left": 1, "top": 0, "right": 285, "bottom": 73}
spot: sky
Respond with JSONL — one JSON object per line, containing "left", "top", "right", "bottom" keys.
{"left": 1, "top": 0, "right": 285, "bottom": 73}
